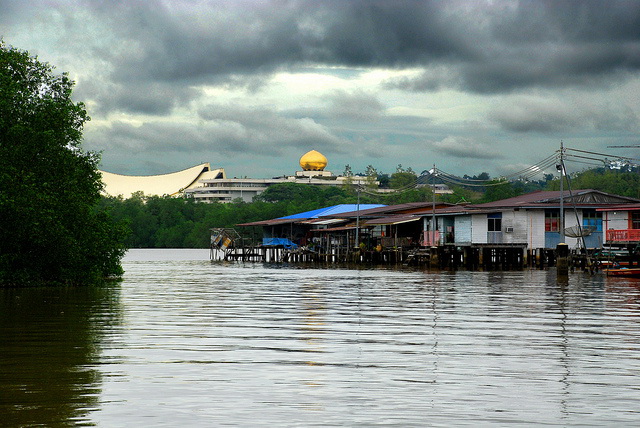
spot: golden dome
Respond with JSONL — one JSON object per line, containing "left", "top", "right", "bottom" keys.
{"left": 299, "top": 150, "right": 327, "bottom": 171}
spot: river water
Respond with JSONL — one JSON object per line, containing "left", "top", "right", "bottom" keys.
{"left": 2, "top": 249, "right": 640, "bottom": 427}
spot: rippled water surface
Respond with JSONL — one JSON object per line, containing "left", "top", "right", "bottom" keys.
{"left": 2, "top": 248, "right": 640, "bottom": 426}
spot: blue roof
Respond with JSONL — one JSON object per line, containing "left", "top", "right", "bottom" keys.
{"left": 279, "top": 204, "right": 386, "bottom": 220}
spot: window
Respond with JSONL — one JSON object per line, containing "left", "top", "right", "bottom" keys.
{"left": 545, "top": 210, "right": 560, "bottom": 232}
{"left": 632, "top": 212, "right": 640, "bottom": 229}
{"left": 487, "top": 213, "right": 502, "bottom": 232}
{"left": 582, "top": 209, "right": 602, "bottom": 232}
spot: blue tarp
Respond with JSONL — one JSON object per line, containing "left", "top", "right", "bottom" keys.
{"left": 278, "top": 204, "right": 385, "bottom": 220}
{"left": 262, "top": 238, "right": 298, "bottom": 249}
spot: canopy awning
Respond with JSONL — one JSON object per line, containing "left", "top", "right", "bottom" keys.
{"left": 311, "top": 225, "right": 358, "bottom": 233}
{"left": 365, "top": 215, "right": 421, "bottom": 226}
{"left": 302, "top": 218, "right": 347, "bottom": 225}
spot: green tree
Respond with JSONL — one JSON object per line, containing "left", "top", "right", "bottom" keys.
{"left": 438, "top": 185, "right": 477, "bottom": 204}
{"left": 341, "top": 164, "right": 355, "bottom": 192}
{"left": 390, "top": 164, "right": 417, "bottom": 189}
{"left": 480, "top": 181, "right": 520, "bottom": 202}
{"left": 377, "top": 173, "right": 390, "bottom": 188}
{"left": 546, "top": 167, "right": 640, "bottom": 198}
{"left": 364, "top": 164, "right": 379, "bottom": 190}
{"left": 0, "top": 42, "right": 127, "bottom": 286}
{"left": 256, "top": 182, "right": 321, "bottom": 204}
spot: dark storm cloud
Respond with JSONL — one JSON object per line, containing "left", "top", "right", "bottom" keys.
{"left": 84, "top": 0, "right": 461, "bottom": 87}
{"left": 489, "top": 97, "right": 640, "bottom": 133}
{"left": 86, "top": 119, "right": 279, "bottom": 162}
{"left": 88, "top": 0, "right": 311, "bottom": 82}
{"left": 432, "top": 136, "right": 502, "bottom": 160}
{"left": 86, "top": 102, "right": 349, "bottom": 158}
{"left": 197, "top": 103, "right": 347, "bottom": 153}
{"left": 75, "top": 80, "right": 202, "bottom": 116}
{"left": 325, "top": 90, "right": 385, "bottom": 121}
{"left": 7, "top": 0, "right": 637, "bottom": 116}
{"left": 74, "top": 0, "right": 640, "bottom": 95}
{"left": 385, "top": 0, "right": 640, "bottom": 93}
{"left": 4, "top": 0, "right": 639, "bottom": 177}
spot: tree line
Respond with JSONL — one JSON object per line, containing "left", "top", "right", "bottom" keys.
{"left": 1, "top": 42, "right": 127, "bottom": 286}
{"left": 100, "top": 166, "right": 640, "bottom": 249}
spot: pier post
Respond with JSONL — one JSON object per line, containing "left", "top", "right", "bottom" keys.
{"left": 429, "top": 247, "right": 439, "bottom": 268}
{"left": 557, "top": 243, "right": 569, "bottom": 277}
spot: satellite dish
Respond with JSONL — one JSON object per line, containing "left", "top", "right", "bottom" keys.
{"left": 563, "top": 225, "right": 595, "bottom": 238}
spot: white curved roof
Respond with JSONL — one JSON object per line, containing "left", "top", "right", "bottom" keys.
{"left": 100, "top": 163, "right": 225, "bottom": 198}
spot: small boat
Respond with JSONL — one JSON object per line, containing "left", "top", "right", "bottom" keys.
{"left": 603, "top": 267, "right": 640, "bottom": 277}
{"left": 599, "top": 260, "right": 630, "bottom": 267}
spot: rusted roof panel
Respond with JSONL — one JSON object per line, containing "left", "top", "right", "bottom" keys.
{"left": 365, "top": 215, "right": 421, "bottom": 226}
{"left": 597, "top": 203, "right": 640, "bottom": 211}
{"left": 473, "top": 189, "right": 640, "bottom": 208}
{"left": 328, "top": 202, "right": 455, "bottom": 218}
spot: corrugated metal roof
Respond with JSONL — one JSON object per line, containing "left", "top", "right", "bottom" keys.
{"left": 597, "top": 203, "right": 640, "bottom": 211}
{"left": 473, "top": 189, "right": 640, "bottom": 208}
{"left": 365, "top": 215, "right": 421, "bottom": 226}
{"left": 236, "top": 204, "right": 385, "bottom": 226}
{"left": 304, "top": 218, "right": 347, "bottom": 225}
{"left": 237, "top": 190, "right": 640, "bottom": 228}
{"left": 411, "top": 205, "right": 472, "bottom": 216}
{"left": 311, "top": 225, "right": 357, "bottom": 232}
{"left": 329, "top": 202, "right": 454, "bottom": 218}
{"left": 237, "top": 218, "right": 298, "bottom": 227}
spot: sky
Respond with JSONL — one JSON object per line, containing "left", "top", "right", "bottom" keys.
{"left": 2, "top": 0, "right": 640, "bottom": 179}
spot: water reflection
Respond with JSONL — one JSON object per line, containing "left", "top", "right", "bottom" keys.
{"left": 0, "top": 284, "right": 121, "bottom": 426}
{"left": 3, "top": 249, "right": 640, "bottom": 426}
{"left": 299, "top": 281, "right": 326, "bottom": 365}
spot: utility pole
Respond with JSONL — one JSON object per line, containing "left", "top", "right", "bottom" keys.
{"left": 355, "top": 185, "right": 360, "bottom": 249}
{"left": 431, "top": 164, "right": 437, "bottom": 246}
{"left": 559, "top": 141, "right": 565, "bottom": 243}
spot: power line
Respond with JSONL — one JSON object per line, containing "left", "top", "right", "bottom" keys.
{"left": 566, "top": 147, "right": 640, "bottom": 163}
{"left": 564, "top": 153, "right": 608, "bottom": 164}
{"left": 357, "top": 144, "right": 638, "bottom": 197}
{"left": 432, "top": 153, "right": 559, "bottom": 187}
{"left": 564, "top": 158, "right": 610, "bottom": 168}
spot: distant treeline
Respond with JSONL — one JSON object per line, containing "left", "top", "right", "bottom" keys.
{"left": 100, "top": 167, "right": 640, "bottom": 248}
{"left": 100, "top": 184, "right": 357, "bottom": 248}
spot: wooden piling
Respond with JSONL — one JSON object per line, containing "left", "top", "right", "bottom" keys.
{"left": 557, "top": 243, "right": 569, "bottom": 277}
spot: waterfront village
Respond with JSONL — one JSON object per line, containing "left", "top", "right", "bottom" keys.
{"left": 101, "top": 150, "right": 640, "bottom": 274}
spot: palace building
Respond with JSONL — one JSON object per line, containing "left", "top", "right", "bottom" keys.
{"left": 99, "top": 163, "right": 225, "bottom": 199}
{"left": 184, "top": 150, "right": 372, "bottom": 203}
{"left": 100, "top": 150, "right": 372, "bottom": 203}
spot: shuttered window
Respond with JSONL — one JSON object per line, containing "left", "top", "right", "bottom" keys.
{"left": 545, "top": 210, "right": 560, "bottom": 232}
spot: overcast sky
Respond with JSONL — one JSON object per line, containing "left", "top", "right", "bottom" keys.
{"left": 3, "top": 0, "right": 640, "bottom": 178}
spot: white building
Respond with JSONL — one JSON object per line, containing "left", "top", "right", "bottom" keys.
{"left": 184, "top": 150, "right": 373, "bottom": 203}
{"left": 102, "top": 149, "right": 445, "bottom": 203}
{"left": 428, "top": 189, "right": 640, "bottom": 249}
{"left": 100, "top": 163, "right": 225, "bottom": 199}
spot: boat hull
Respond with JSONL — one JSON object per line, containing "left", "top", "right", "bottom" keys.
{"left": 604, "top": 268, "right": 640, "bottom": 277}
